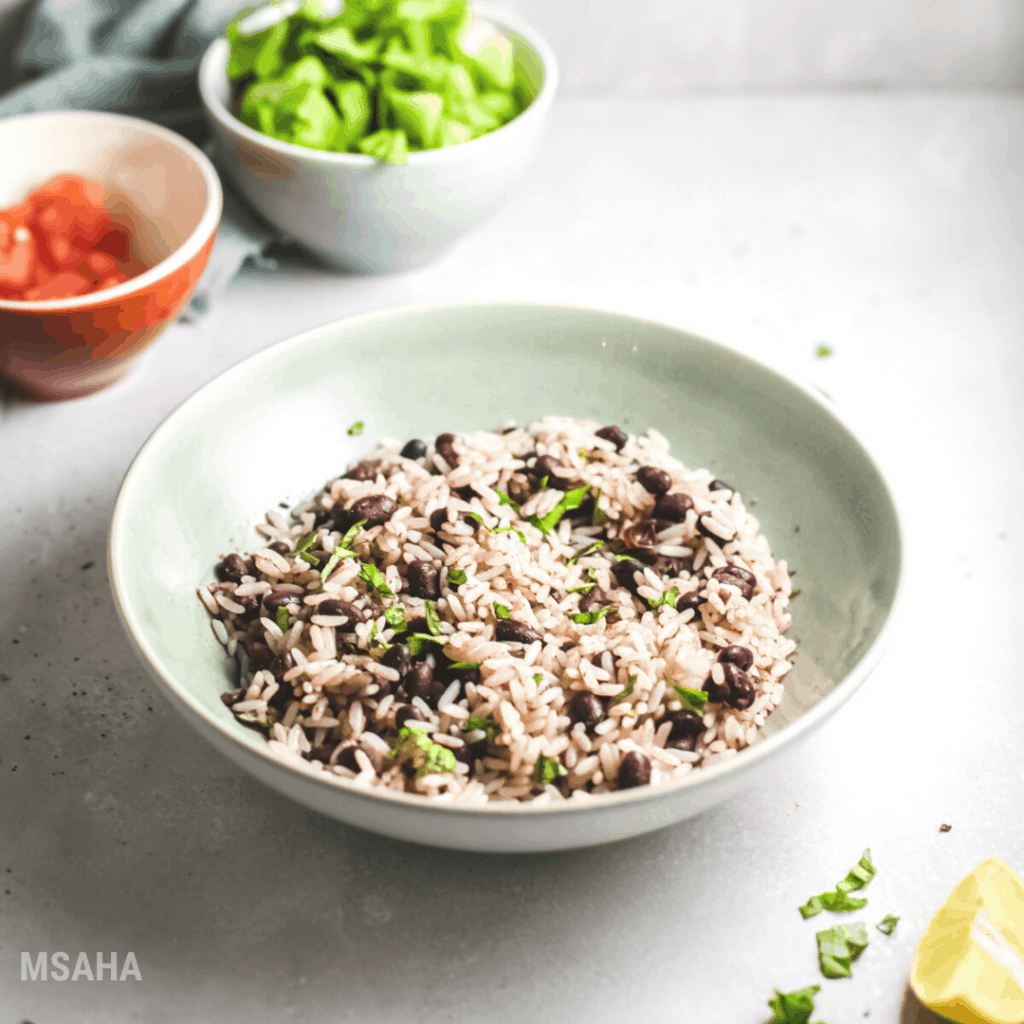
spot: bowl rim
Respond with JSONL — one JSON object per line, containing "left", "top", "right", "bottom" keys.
{"left": 197, "top": 0, "right": 560, "bottom": 168}
{"left": 0, "top": 109, "right": 223, "bottom": 314}
{"left": 108, "top": 299, "right": 907, "bottom": 818}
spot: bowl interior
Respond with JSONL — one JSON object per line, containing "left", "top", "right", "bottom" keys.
{"left": 0, "top": 112, "right": 212, "bottom": 269}
{"left": 111, "top": 304, "right": 902, "bottom": 784}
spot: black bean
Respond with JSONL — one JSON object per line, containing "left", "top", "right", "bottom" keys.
{"left": 636, "top": 466, "right": 671, "bottom": 495}
{"left": 435, "top": 432, "right": 459, "bottom": 468}
{"left": 627, "top": 547, "right": 660, "bottom": 566}
{"left": 317, "top": 599, "right": 369, "bottom": 625}
{"left": 394, "top": 704, "right": 424, "bottom": 730}
{"left": 269, "top": 649, "right": 295, "bottom": 682}
{"left": 726, "top": 667, "right": 756, "bottom": 710}
{"left": 452, "top": 486, "right": 477, "bottom": 502}
{"left": 567, "top": 691, "right": 604, "bottom": 729}
{"left": 697, "top": 515, "right": 737, "bottom": 542}
{"left": 675, "top": 589, "right": 704, "bottom": 615}
{"left": 711, "top": 570, "right": 753, "bottom": 601}
{"left": 220, "top": 689, "right": 244, "bottom": 708}
{"left": 234, "top": 593, "right": 261, "bottom": 621}
{"left": 336, "top": 744, "right": 362, "bottom": 772}
{"left": 248, "top": 644, "right": 274, "bottom": 675}
{"left": 400, "top": 439, "right": 428, "bottom": 459}
{"left": 617, "top": 750, "right": 652, "bottom": 789}
{"left": 702, "top": 672, "right": 731, "bottom": 704}
{"left": 664, "top": 708, "right": 703, "bottom": 741}
{"left": 718, "top": 644, "right": 754, "bottom": 671}
{"left": 495, "top": 619, "right": 543, "bottom": 644}
{"left": 713, "top": 564, "right": 756, "bottom": 587}
{"left": 306, "top": 743, "right": 336, "bottom": 764}
{"left": 566, "top": 495, "right": 595, "bottom": 521}
{"left": 312, "top": 508, "right": 333, "bottom": 528}
{"left": 405, "top": 662, "right": 442, "bottom": 704}
{"left": 654, "top": 492, "right": 695, "bottom": 523}
{"left": 611, "top": 557, "right": 647, "bottom": 595}
{"left": 708, "top": 478, "right": 732, "bottom": 492}
{"left": 348, "top": 493, "right": 398, "bottom": 527}
{"left": 215, "top": 553, "right": 251, "bottom": 583}
{"left": 382, "top": 643, "right": 412, "bottom": 678}
{"left": 666, "top": 735, "right": 697, "bottom": 752}
{"left": 624, "top": 519, "right": 660, "bottom": 549}
{"left": 344, "top": 461, "right": 378, "bottom": 481}
{"left": 371, "top": 678, "right": 391, "bottom": 699}
{"left": 429, "top": 507, "right": 480, "bottom": 533}
{"left": 578, "top": 587, "right": 607, "bottom": 614}
{"left": 268, "top": 541, "right": 291, "bottom": 557}
{"left": 407, "top": 560, "right": 440, "bottom": 600}
{"left": 403, "top": 616, "right": 429, "bottom": 638}
{"left": 263, "top": 590, "right": 303, "bottom": 613}
{"left": 596, "top": 425, "right": 628, "bottom": 450}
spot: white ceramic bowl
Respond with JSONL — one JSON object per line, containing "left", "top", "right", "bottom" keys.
{"left": 109, "top": 302, "right": 904, "bottom": 852}
{"left": 197, "top": 4, "right": 558, "bottom": 273}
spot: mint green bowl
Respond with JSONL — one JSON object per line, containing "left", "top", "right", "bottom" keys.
{"left": 108, "top": 302, "right": 904, "bottom": 852}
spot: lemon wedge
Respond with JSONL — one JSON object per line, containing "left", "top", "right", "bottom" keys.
{"left": 910, "top": 857, "right": 1024, "bottom": 1024}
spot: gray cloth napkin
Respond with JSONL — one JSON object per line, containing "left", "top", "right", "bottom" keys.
{"left": 0, "top": 0, "right": 279, "bottom": 319}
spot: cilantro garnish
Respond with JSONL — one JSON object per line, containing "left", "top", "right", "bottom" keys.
{"left": 348, "top": 421, "right": 364, "bottom": 435}
{"left": 816, "top": 921, "right": 868, "bottom": 978}
{"left": 405, "top": 633, "right": 446, "bottom": 656}
{"left": 367, "top": 621, "right": 389, "bottom": 651}
{"left": 318, "top": 519, "right": 365, "bottom": 580}
{"left": 423, "top": 599, "right": 442, "bottom": 636}
{"left": 531, "top": 754, "right": 567, "bottom": 786}
{"left": 495, "top": 489, "right": 521, "bottom": 514}
{"left": 494, "top": 603, "right": 510, "bottom": 619}
{"left": 532, "top": 673, "right": 542, "bottom": 684}
{"left": 449, "top": 660, "right": 480, "bottom": 670}
{"left": 358, "top": 562, "right": 394, "bottom": 599}
{"left": 389, "top": 727, "right": 456, "bottom": 777}
{"left": 467, "top": 511, "right": 526, "bottom": 544}
{"left": 591, "top": 487, "right": 609, "bottom": 526}
{"left": 292, "top": 531, "right": 318, "bottom": 560}
{"left": 566, "top": 539, "right": 604, "bottom": 565}
{"left": 767, "top": 985, "right": 822, "bottom": 1024}
{"left": 570, "top": 606, "right": 613, "bottom": 625}
{"left": 275, "top": 606, "right": 290, "bottom": 631}
{"left": 447, "top": 568, "right": 467, "bottom": 586}
{"left": 875, "top": 915, "right": 899, "bottom": 935}
{"left": 672, "top": 685, "right": 708, "bottom": 713}
{"left": 816, "top": 345, "right": 833, "bottom": 358}
{"left": 800, "top": 849, "right": 876, "bottom": 919}
{"left": 790, "top": 589, "right": 802, "bottom": 598}
{"left": 648, "top": 586, "right": 679, "bottom": 609}
{"left": 465, "top": 716, "right": 498, "bottom": 746}
{"left": 526, "top": 484, "right": 590, "bottom": 535}
{"left": 384, "top": 605, "right": 407, "bottom": 631}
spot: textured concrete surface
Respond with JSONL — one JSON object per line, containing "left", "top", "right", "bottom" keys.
{"left": 2, "top": 93, "right": 1023, "bottom": 1023}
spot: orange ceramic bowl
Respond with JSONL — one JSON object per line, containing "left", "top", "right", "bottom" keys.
{"left": 0, "top": 111, "right": 223, "bottom": 401}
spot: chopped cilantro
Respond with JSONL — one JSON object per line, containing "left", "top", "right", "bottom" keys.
{"left": 494, "top": 603, "right": 510, "bottom": 619}
{"left": 347, "top": 421, "right": 364, "bottom": 435}
{"left": 672, "top": 685, "right": 708, "bottom": 713}
{"left": 292, "top": 531, "right": 318, "bottom": 558}
{"left": 447, "top": 568, "right": 468, "bottom": 586}
{"left": 611, "top": 676, "right": 635, "bottom": 700}
{"left": 532, "top": 673, "right": 542, "bottom": 684}
{"left": 531, "top": 754, "right": 567, "bottom": 786}
{"left": 592, "top": 487, "right": 609, "bottom": 526}
{"left": 449, "top": 660, "right": 480, "bottom": 670}
{"left": 358, "top": 562, "right": 394, "bottom": 599}
{"left": 423, "top": 599, "right": 442, "bottom": 636}
{"left": 816, "top": 345, "right": 833, "bottom": 358}
{"left": 876, "top": 914, "right": 899, "bottom": 935}
{"left": 526, "top": 484, "right": 590, "bottom": 535}
{"left": 275, "top": 606, "right": 290, "bottom": 631}
{"left": 570, "top": 606, "right": 613, "bottom": 625}
{"left": 495, "top": 489, "right": 521, "bottom": 514}
{"left": 566, "top": 539, "right": 604, "bottom": 565}
{"left": 384, "top": 605, "right": 407, "bottom": 631}
{"left": 338, "top": 519, "right": 366, "bottom": 550}
{"left": 389, "top": 727, "right": 456, "bottom": 777}
{"left": 648, "top": 586, "right": 679, "bottom": 609}
{"left": 816, "top": 921, "right": 868, "bottom": 978}
{"left": 790, "top": 589, "right": 802, "bottom": 598}
{"left": 567, "top": 582, "right": 597, "bottom": 594}
{"left": 367, "top": 621, "right": 389, "bottom": 651}
{"left": 405, "top": 633, "right": 446, "bottom": 656}
{"left": 467, "top": 511, "right": 526, "bottom": 543}
{"left": 578, "top": 447, "right": 587, "bottom": 460}
{"left": 767, "top": 985, "right": 821, "bottom": 1024}
{"left": 465, "top": 715, "right": 499, "bottom": 746}
{"left": 800, "top": 849, "right": 876, "bottom": 919}
{"left": 319, "top": 544, "right": 355, "bottom": 581}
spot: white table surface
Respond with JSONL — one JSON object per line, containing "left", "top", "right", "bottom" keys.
{"left": 3, "top": 92, "right": 1022, "bottom": 1024}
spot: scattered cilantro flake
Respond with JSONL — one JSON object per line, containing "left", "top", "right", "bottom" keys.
{"left": 672, "top": 685, "right": 708, "bottom": 713}
{"left": 816, "top": 345, "right": 833, "bottom": 358}
{"left": 423, "top": 599, "right": 442, "bottom": 636}
{"left": 446, "top": 568, "right": 467, "bottom": 586}
{"left": 468, "top": 511, "right": 526, "bottom": 543}
{"left": 876, "top": 915, "right": 899, "bottom": 935}
{"left": 578, "top": 447, "right": 587, "bottom": 460}
{"left": 449, "top": 660, "right": 480, "bottom": 670}
{"left": 648, "top": 586, "right": 679, "bottom": 609}
{"left": 348, "top": 421, "right": 364, "bottom": 435}
{"left": 790, "top": 588, "right": 802, "bottom": 598}
{"left": 567, "top": 582, "right": 596, "bottom": 594}
{"left": 526, "top": 484, "right": 590, "bottom": 535}
{"left": 358, "top": 562, "right": 394, "bottom": 599}
{"left": 339, "top": 519, "right": 366, "bottom": 550}
{"left": 405, "top": 633, "right": 445, "bottom": 656}
{"left": 767, "top": 985, "right": 821, "bottom": 1024}
{"left": 592, "top": 487, "right": 609, "bottom": 526}
{"left": 612, "top": 676, "right": 635, "bottom": 701}
{"left": 570, "top": 606, "right": 613, "bottom": 625}
{"left": 292, "top": 531, "right": 318, "bottom": 557}
{"left": 389, "top": 726, "right": 456, "bottom": 777}
{"left": 494, "top": 603, "right": 510, "bottom": 619}
{"left": 384, "top": 605, "right": 407, "bottom": 631}
{"left": 816, "top": 921, "right": 868, "bottom": 979}
{"left": 532, "top": 673, "right": 542, "bottom": 684}
{"left": 465, "top": 715, "right": 498, "bottom": 746}
{"left": 275, "top": 606, "right": 290, "bottom": 631}
{"left": 495, "top": 489, "right": 521, "bottom": 514}
{"left": 320, "top": 544, "right": 355, "bottom": 580}
{"left": 800, "top": 849, "right": 876, "bottom": 918}
{"left": 531, "top": 754, "right": 567, "bottom": 786}
{"left": 567, "top": 539, "right": 604, "bottom": 565}
{"left": 367, "top": 621, "right": 389, "bottom": 651}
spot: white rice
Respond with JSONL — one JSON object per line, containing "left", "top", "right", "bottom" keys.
{"left": 200, "top": 417, "right": 796, "bottom": 805}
